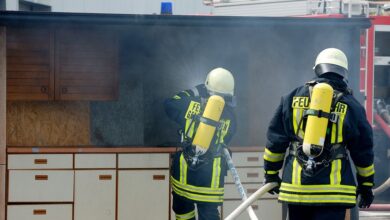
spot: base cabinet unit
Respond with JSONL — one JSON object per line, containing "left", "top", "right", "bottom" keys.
{"left": 118, "top": 169, "right": 170, "bottom": 220}
{"left": 74, "top": 170, "right": 116, "bottom": 220}
{"left": 74, "top": 154, "right": 116, "bottom": 220}
{"left": 118, "top": 153, "right": 170, "bottom": 220}
{"left": 7, "top": 204, "right": 73, "bottom": 220}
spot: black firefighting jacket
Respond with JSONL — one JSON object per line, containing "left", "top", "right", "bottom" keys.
{"left": 164, "top": 84, "right": 236, "bottom": 204}
{"left": 264, "top": 75, "right": 374, "bottom": 207}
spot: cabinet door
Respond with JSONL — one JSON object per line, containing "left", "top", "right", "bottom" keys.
{"left": 74, "top": 170, "right": 116, "bottom": 220}
{"left": 7, "top": 27, "right": 54, "bottom": 100}
{"left": 118, "top": 170, "right": 169, "bottom": 220}
{"left": 55, "top": 27, "right": 118, "bottom": 101}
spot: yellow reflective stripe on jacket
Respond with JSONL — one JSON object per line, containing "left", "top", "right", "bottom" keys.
{"left": 280, "top": 182, "right": 356, "bottom": 193}
{"left": 171, "top": 177, "right": 224, "bottom": 194}
{"left": 216, "top": 119, "right": 230, "bottom": 144}
{"left": 293, "top": 108, "right": 305, "bottom": 138}
{"left": 279, "top": 192, "right": 356, "bottom": 204}
{"left": 180, "top": 154, "right": 187, "bottom": 184}
{"left": 171, "top": 183, "right": 224, "bottom": 203}
{"left": 176, "top": 210, "right": 195, "bottom": 220}
{"left": 331, "top": 103, "right": 347, "bottom": 143}
{"left": 292, "top": 158, "right": 302, "bottom": 185}
{"left": 264, "top": 148, "right": 285, "bottom": 162}
{"left": 330, "top": 159, "right": 342, "bottom": 185}
{"left": 356, "top": 164, "right": 375, "bottom": 177}
{"left": 211, "top": 157, "right": 221, "bottom": 188}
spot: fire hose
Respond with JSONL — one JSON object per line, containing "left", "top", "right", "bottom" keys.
{"left": 223, "top": 148, "right": 259, "bottom": 220}
{"left": 224, "top": 182, "right": 278, "bottom": 220}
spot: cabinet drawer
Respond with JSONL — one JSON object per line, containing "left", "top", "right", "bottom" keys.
{"left": 225, "top": 168, "right": 264, "bottom": 183}
{"left": 75, "top": 154, "right": 116, "bottom": 169}
{"left": 223, "top": 199, "right": 282, "bottom": 220}
{"left": 8, "top": 170, "right": 74, "bottom": 202}
{"left": 8, "top": 154, "right": 73, "bottom": 169}
{"left": 224, "top": 183, "right": 276, "bottom": 200}
{"left": 8, "top": 204, "right": 72, "bottom": 220}
{"left": 118, "top": 153, "right": 169, "bottom": 168}
{"left": 231, "top": 152, "right": 263, "bottom": 167}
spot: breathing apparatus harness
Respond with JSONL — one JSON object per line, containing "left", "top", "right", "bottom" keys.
{"left": 179, "top": 99, "right": 225, "bottom": 170}
{"left": 290, "top": 80, "right": 351, "bottom": 177}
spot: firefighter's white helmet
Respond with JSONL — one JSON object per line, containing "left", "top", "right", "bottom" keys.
{"left": 205, "top": 67, "right": 235, "bottom": 96}
{"left": 314, "top": 48, "right": 348, "bottom": 78}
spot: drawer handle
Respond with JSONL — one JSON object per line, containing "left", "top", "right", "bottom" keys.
{"left": 99, "top": 175, "right": 112, "bottom": 180}
{"left": 153, "top": 175, "right": 166, "bottom": 180}
{"left": 34, "top": 159, "right": 48, "bottom": 164}
{"left": 35, "top": 175, "right": 48, "bottom": 181}
{"left": 247, "top": 173, "right": 259, "bottom": 178}
{"left": 40, "top": 86, "right": 48, "bottom": 94}
{"left": 247, "top": 188, "right": 257, "bottom": 194}
{"left": 33, "top": 209, "right": 47, "bottom": 215}
{"left": 247, "top": 157, "right": 259, "bottom": 162}
{"left": 252, "top": 205, "right": 259, "bottom": 210}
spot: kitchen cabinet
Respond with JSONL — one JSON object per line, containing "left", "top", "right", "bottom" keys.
{"left": 74, "top": 154, "right": 116, "bottom": 220}
{"left": 55, "top": 28, "right": 118, "bottom": 101}
{"left": 6, "top": 27, "right": 118, "bottom": 101}
{"left": 118, "top": 153, "right": 170, "bottom": 220}
{"left": 6, "top": 27, "right": 54, "bottom": 100}
{"left": 7, "top": 153, "right": 74, "bottom": 220}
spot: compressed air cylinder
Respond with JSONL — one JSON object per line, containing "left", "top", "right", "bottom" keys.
{"left": 303, "top": 83, "right": 334, "bottom": 157}
{"left": 192, "top": 95, "right": 225, "bottom": 152}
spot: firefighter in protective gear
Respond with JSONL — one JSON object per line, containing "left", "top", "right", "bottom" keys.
{"left": 263, "top": 48, "right": 375, "bottom": 220}
{"left": 164, "top": 67, "right": 237, "bottom": 220}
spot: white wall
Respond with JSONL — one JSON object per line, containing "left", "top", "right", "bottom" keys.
{"left": 22, "top": 0, "right": 212, "bottom": 15}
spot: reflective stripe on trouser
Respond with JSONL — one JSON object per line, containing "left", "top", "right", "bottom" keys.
{"left": 176, "top": 210, "right": 196, "bottom": 220}
{"left": 171, "top": 177, "right": 224, "bottom": 203}
{"left": 279, "top": 182, "right": 356, "bottom": 204}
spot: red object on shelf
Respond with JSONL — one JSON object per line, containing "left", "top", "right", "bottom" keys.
{"left": 374, "top": 113, "right": 390, "bottom": 138}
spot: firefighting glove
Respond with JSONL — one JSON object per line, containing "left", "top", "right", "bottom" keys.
{"left": 357, "top": 185, "right": 374, "bottom": 208}
{"left": 264, "top": 173, "right": 281, "bottom": 195}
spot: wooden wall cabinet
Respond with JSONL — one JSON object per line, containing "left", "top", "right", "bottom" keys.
{"left": 55, "top": 28, "right": 118, "bottom": 101}
{"left": 6, "top": 27, "right": 54, "bottom": 101}
{"left": 6, "top": 27, "right": 118, "bottom": 101}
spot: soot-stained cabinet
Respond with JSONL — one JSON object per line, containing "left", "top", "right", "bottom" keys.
{"left": 6, "top": 26, "right": 118, "bottom": 101}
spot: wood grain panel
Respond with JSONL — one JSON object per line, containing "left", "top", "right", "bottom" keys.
{"left": 7, "top": 101, "right": 90, "bottom": 146}
{"left": 0, "top": 27, "right": 6, "bottom": 165}
{"left": 6, "top": 27, "right": 54, "bottom": 101}
{"left": 55, "top": 27, "right": 118, "bottom": 101}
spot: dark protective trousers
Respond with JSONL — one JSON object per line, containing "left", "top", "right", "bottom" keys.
{"left": 288, "top": 204, "right": 347, "bottom": 220}
{"left": 172, "top": 193, "right": 220, "bottom": 220}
